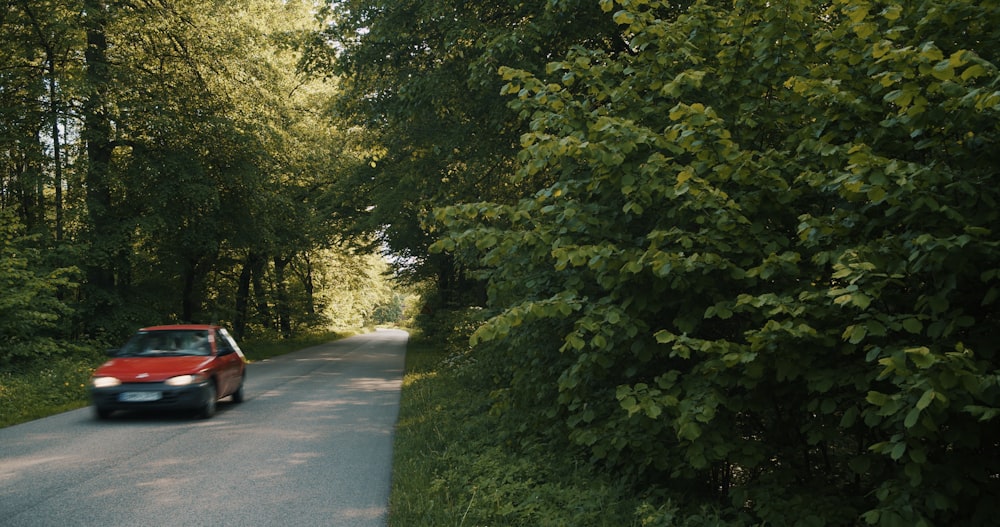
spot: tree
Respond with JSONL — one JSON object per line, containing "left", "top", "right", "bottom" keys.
{"left": 69, "top": 0, "right": 350, "bottom": 334}
{"left": 3, "top": 0, "right": 364, "bottom": 343}
{"left": 434, "top": 0, "right": 1000, "bottom": 524}
{"left": 0, "top": 0, "right": 82, "bottom": 239}
{"left": 310, "top": 0, "right": 624, "bottom": 304}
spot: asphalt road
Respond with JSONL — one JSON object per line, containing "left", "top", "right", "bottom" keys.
{"left": 0, "top": 329, "right": 407, "bottom": 527}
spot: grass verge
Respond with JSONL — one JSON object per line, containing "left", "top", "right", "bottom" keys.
{"left": 0, "top": 356, "right": 102, "bottom": 428}
{"left": 239, "top": 329, "right": 358, "bottom": 362}
{"left": 389, "top": 332, "right": 643, "bottom": 526}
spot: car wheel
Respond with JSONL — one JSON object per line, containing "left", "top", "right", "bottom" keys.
{"left": 198, "top": 381, "right": 217, "bottom": 419}
{"left": 94, "top": 406, "right": 113, "bottom": 420}
{"left": 231, "top": 374, "right": 245, "bottom": 403}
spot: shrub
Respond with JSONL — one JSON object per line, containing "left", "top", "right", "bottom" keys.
{"left": 433, "top": 0, "right": 1000, "bottom": 524}
{"left": 0, "top": 210, "right": 80, "bottom": 366}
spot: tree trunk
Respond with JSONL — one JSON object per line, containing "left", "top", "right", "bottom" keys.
{"left": 295, "top": 251, "right": 316, "bottom": 316}
{"left": 274, "top": 254, "right": 292, "bottom": 338}
{"left": 82, "top": 0, "right": 116, "bottom": 294}
{"left": 250, "top": 252, "right": 272, "bottom": 329}
{"left": 48, "top": 56, "right": 63, "bottom": 241}
{"left": 181, "top": 257, "right": 199, "bottom": 323}
{"left": 233, "top": 252, "right": 254, "bottom": 339}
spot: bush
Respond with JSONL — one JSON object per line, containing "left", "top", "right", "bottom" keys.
{"left": 0, "top": 210, "right": 81, "bottom": 366}
{"left": 434, "top": 1, "right": 1000, "bottom": 524}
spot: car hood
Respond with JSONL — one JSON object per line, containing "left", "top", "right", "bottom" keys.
{"left": 94, "top": 356, "right": 215, "bottom": 383}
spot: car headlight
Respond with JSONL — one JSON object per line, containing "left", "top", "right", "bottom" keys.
{"left": 164, "top": 374, "right": 208, "bottom": 386}
{"left": 92, "top": 377, "right": 122, "bottom": 388}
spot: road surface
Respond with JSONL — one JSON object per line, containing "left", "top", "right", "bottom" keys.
{"left": 0, "top": 329, "right": 407, "bottom": 527}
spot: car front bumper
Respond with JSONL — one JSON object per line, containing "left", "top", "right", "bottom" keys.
{"left": 89, "top": 381, "right": 212, "bottom": 413}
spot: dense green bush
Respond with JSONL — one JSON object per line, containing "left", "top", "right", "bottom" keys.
{"left": 434, "top": 0, "right": 1000, "bottom": 525}
{"left": 0, "top": 210, "right": 80, "bottom": 365}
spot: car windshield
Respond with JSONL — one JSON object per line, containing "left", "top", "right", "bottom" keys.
{"left": 118, "top": 330, "right": 211, "bottom": 357}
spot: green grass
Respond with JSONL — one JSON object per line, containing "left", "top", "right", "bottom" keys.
{"left": 388, "top": 332, "right": 643, "bottom": 526}
{"left": 0, "top": 329, "right": 356, "bottom": 429}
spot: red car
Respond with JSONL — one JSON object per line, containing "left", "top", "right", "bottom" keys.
{"left": 89, "top": 324, "right": 247, "bottom": 419}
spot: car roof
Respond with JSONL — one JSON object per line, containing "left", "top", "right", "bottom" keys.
{"left": 139, "top": 324, "right": 220, "bottom": 332}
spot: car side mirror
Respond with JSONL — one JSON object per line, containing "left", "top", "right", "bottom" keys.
{"left": 217, "top": 347, "right": 234, "bottom": 356}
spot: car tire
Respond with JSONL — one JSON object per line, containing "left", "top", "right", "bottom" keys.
{"left": 231, "top": 374, "right": 245, "bottom": 403}
{"left": 198, "top": 381, "right": 217, "bottom": 419}
{"left": 94, "top": 406, "right": 113, "bottom": 420}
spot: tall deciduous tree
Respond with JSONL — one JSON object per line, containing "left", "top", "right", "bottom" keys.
{"left": 434, "top": 0, "right": 1000, "bottom": 524}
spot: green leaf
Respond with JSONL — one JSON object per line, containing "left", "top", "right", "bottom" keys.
{"left": 847, "top": 5, "right": 870, "bottom": 23}
{"left": 867, "top": 186, "right": 887, "bottom": 202}
{"left": 677, "top": 421, "right": 701, "bottom": 441}
{"left": 612, "top": 10, "right": 634, "bottom": 26}
{"left": 845, "top": 324, "right": 868, "bottom": 344}
{"left": 906, "top": 347, "right": 935, "bottom": 368}
{"left": 566, "top": 333, "right": 585, "bottom": 350}
{"left": 865, "top": 319, "right": 887, "bottom": 337}
{"left": 620, "top": 396, "right": 639, "bottom": 415}
{"left": 916, "top": 390, "right": 935, "bottom": 410}
{"left": 919, "top": 43, "right": 945, "bottom": 62}
{"left": 931, "top": 60, "right": 955, "bottom": 81}
{"left": 881, "top": 5, "right": 902, "bottom": 21}
{"left": 902, "top": 318, "right": 923, "bottom": 334}
{"left": 654, "top": 330, "right": 675, "bottom": 344}
{"left": 852, "top": 292, "right": 872, "bottom": 309}
{"left": 884, "top": 88, "right": 915, "bottom": 107}
{"left": 962, "top": 64, "right": 988, "bottom": 81}
{"left": 867, "top": 391, "right": 889, "bottom": 406}
{"left": 854, "top": 23, "right": 876, "bottom": 40}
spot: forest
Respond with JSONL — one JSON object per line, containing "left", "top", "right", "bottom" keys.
{"left": 1, "top": 0, "right": 403, "bottom": 355}
{"left": 4, "top": 0, "right": 1000, "bottom": 525}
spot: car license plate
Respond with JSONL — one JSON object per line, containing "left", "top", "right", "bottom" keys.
{"left": 119, "top": 392, "right": 161, "bottom": 402}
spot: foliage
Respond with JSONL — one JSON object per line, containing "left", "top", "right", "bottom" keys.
{"left": 2, "top": 0, "right": 371, "bottom": 344}
{"left": 312, "top": 0, "right": 623, "bottom": 295}
{"left": 371, "top": 292, "right": 408, "bottom": 325}
{"left": 0, "top": 210, "right": 80, "bottom": 365}
{"left": 389, "top": 321, "right": 644, "bottom": 527}
{"left": 316, "top": 248, "right": 401, "bottom": 329}
{"left": 432, "top": 0, "right": 1000, "bottom": 525}
{"left": 74, "top": 0, "right": 345, "bottom": 335}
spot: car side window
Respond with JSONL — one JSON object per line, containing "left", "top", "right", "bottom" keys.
{"left": 215, "top": 329, "right": 235, "bottom": 355}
